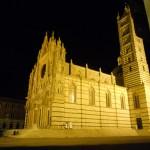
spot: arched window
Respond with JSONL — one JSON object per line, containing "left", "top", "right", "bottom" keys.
{"left": 34, "top": 109, "right": 37, "bottom": 124}
{"left": 47, "top": 110, "right": 51, "bottom": 126}
{"left": 133, "top": 94, "right": 140, "bottom": 109}
{"left": 89, "top": 87, "right": 95, "bottom": 105}
{"left": 57, "top": 81, "right": 63, "bottom": 94}
{"left": 39, "top": 109, "right": 42, "bottom": 127}
{"left": 106, "top": 91, "right": 111, "bottom": 108}
{"left": 69, "top": 83, "right": 76, "bottom": 103}
{"left": 120, "top": 94, "right": 126, "bottom": 109}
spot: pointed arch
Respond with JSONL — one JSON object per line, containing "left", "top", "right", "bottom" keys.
{"left": 33, "top": 109, "right": 38, "bottom": 124}
{"left": 120, "top": 94, "right": 126, "bottom": 109}
{"left": 57, "top": 81, "right": 63, "bottom": 94}
{"left": 47, "top": 109, "right": 51, "bottom": 126}
{"left": 89, "top": 87, "right": 95, "bottom": 105}
{"left": 69, "top": 83, "right": 76, "bottom": 103}
{"left": 106, "top": 90, "right": 111, "bottom": 108}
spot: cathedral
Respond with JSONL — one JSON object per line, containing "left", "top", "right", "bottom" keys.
{"left": 25, "top": 5, "right": 150, "bottom": 130}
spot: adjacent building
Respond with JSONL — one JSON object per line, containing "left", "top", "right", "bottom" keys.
{"left": 25, "top": 5, "right": 150, "bottom": 130}
{"left": 0, "top": 97, "right": 25, "bottom": 130}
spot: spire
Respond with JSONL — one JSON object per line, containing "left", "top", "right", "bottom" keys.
{"left": 62, "top": 43, "right": 64, "bottom": 48}
{"left": 85, "top": 64, "right": 88, "bottom": 78}
{"left": 124, "top": 2, "right": 130, "bottom": 13}
{"left": 99, "top": 67, "right": 102, "bottom": 73}
{"left": 120, "top": 2, "right": 131, "bottom": 18}
{"left": 57, "top": 37, "right": 61, "bottom": 46}
{"left": 117, "top": 12, "right": 120, "bottom": 20}
{"left": 38, "top": 32, "right": 49, "bottom": 57}
{"left": 61, "top": 42, "right": 66, "bottom": 55}
{"left": 51, "top": 31, "right": 55, "bottom": 40}
{"left": 45, "top": 31, "right": 48, "bottom": 37}
{"left": 99, "top": 67, "right": 102, "bottom": 78}
{"left": 86, "top": 63, "right": 88, "bottom": 68}
{"left": 43, "top": 32, "right": 48, "bottom": 43}
{"left": 41, "top": 32, "right": 48, "bottom": 50}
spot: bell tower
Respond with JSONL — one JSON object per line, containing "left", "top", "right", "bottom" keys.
{"left": 117, "top": 4, "right": 150, "bottom": 87}
{"left": 117, "top": 4, "right": 150, "bottom": 129}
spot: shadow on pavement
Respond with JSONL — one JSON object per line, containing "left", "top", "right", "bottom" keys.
{"left": 0, "top": 143, "right": 150, "bottom": 150}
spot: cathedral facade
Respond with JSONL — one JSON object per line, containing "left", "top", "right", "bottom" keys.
{"left": 25, "top": 5, "right": 150, "bottom": 130}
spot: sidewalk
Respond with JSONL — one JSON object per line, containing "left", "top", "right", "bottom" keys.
{"left": 3, "top": 127, "right": 150, "bottom": 138}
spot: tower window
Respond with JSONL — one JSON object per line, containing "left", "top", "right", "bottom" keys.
{"left": 133, "top": 95, "right": 140, "bottom": 109}
{"left": 143, "top": 66, "right": 145, "bottom": 71}
{"left": 120, "top": 19, "right": 128, "bottom": 27}
{"left": 89, "top": 87, "right": 95, "bottom": 105}
{"left": 128, "top": 57, "right": 131, "bottom": 63}
{"left": 129, "top": 66, "right": 132, "bottom": 72}
{"left": 106, "top": 91, "right": 111, "bottom": 108}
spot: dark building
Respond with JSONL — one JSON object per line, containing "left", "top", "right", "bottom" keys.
{"left": 0, "top": 97, "right": 25, "bottom": 130}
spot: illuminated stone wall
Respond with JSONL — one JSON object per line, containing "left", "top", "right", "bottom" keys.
{"left": 62, "top": 75, "right": 130, "bottom": 129}
{"left": 25, "top": 5, "right": 150, "bottom": 130}
{"left": 24, "top": 32, "right": 131, "bottom": 129}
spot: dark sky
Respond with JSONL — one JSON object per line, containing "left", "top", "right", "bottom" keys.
{"left": 0, "top": 0, "right": 149, "bottom": 99}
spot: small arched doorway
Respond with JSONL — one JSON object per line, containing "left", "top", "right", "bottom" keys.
{"left": 136, "top": 118, "right": 143, "bottom": 129}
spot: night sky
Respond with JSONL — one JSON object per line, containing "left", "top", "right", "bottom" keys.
{"left": 0, "top": 0, "right": 149, "bottom": 100}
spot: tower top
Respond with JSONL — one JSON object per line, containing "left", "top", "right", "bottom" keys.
{"left": 118, "top": 3, "right": 131, "bottom": 19}
{"left": 117, "top": 3, "right": 131, "bottom": 20}
{"left": 124, "top": 2, "right": 130, "bottom": 11}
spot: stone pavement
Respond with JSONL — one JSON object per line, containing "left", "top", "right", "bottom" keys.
{"left": 1, "top": 136, "right": 150, "bottom": 147}
{"left": 3, "top": 127, "right": 150, "bottom": 138}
